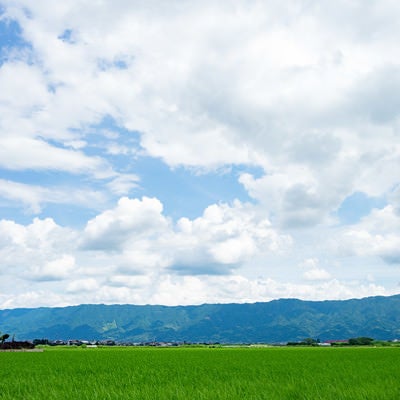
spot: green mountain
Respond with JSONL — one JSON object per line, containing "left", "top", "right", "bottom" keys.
{"left": 1, "top": 294, "right": 400, "bottom": 343}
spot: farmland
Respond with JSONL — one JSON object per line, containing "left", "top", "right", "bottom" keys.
{"left": 0, "top": 347, "right": 399, "bottom": 399}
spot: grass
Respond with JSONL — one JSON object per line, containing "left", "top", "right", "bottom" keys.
{"left": 0, "top": 346, "right": 399, "bottom": 399}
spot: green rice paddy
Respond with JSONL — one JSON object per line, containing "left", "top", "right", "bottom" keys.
{"left": 0, "top": 346, "right": 399, "bottom": 399}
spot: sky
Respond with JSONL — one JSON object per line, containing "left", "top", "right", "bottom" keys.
{"left": 0, "top": 1, "right": 399, "bottom": 309}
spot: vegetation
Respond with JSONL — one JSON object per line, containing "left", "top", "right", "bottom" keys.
{"left": 0, "top": 346, "right": 399, "bottom": 399}
{"left": 287, "top": 337, "right": 320, "bottom": 346}
{"left": 348, "top": 337, "right": 374, "bottom": 346}
{"left": 0, "top": 331, "right": 34, "bottom": 350}
{"left": 1, "top": 294, "right": 400, "bottom": 343}
{"left": 0, "top": 333, "right": 10, "bottom": 344}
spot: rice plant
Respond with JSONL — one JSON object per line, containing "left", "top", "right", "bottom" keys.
{"left": 0, "top": 347, "right": 399, "bottom": 399}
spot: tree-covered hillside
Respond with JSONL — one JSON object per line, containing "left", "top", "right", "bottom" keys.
{"left": 1, "top": 294, "right": 399, "bottom": 343}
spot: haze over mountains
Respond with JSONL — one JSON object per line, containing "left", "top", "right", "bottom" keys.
{"left": 1, "top": 294, "right": 399, "bottom": 343}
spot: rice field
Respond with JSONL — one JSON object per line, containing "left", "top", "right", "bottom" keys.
{"left": 0, "top": 346, "right": 399, "bottom": 399}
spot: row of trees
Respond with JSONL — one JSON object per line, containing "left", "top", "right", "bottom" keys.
{"left": 348, "top": 337, "right": 374, "bottom": 346}
{"left": 0, "top": 331, "right": 34, "bottom": 350}
{"left": 287, "top": 337, "right": 375, "bottom": 346}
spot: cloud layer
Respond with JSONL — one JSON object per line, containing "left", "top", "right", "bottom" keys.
{"left": 0, "top": 1, "right": 399, "bottom": 307}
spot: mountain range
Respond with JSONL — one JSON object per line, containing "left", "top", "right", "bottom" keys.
{"left": 1, "top": 294, "right": 399, "bottom": 343}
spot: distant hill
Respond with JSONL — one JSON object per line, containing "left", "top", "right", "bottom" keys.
{"left": 1, "top": 294, "right": 400, "bottom": 343}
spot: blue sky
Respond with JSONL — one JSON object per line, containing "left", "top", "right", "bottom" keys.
{"left": 0, "top": 1, "right": 399, "bottom": 308}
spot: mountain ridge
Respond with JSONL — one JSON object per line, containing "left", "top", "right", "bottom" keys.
{"left": 1, "top": 294, "right": 399, "bottom": 343}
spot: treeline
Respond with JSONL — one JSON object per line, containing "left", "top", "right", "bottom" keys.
{"left": 287, "top": 337, "right": 376, "bottom": 346}
{"left": 348, "top": 337, "right": 374, "bottom": 346}
{"left": 0, "top": 331, "right": 34, "bottom": 350}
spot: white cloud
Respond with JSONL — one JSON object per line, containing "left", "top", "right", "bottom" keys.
{"left": 106, "top": 174, "right": 140, "bottom": 196}
{"left": 299, "top": 258, "right": 331, "bottom": 281}
{"left": 0, "top": 1, "right": 399, "bottom": 307}
{"left": 303, "top": 268, "right": 332, "bottom": 281}
{"left": 0, "top": 197, "right": 396, "bottom": 308}
{"left": 0, "top": 273, "right": 393, "bottom": 309}
{"left": 0, "top": 217, "right": 74, "bottom": 251}
{"left": 107, "top": 275, "right": 152, "bottom": 289}
{"left": 142, "top": 275, "right": 390, "bottom": 306}
{"left": 0, "top": 179, "right": 107, "bottom": 214}
{"left": 337, "top": 204, "right": 400, "bottom": 264}
{"left": 31, "top": 255, "right": 75, "bottom": 281}
{"left": 0, "top": 217, "right": 78, "bottom": 290}
{"left": 0, "top": 136, "right": 108, "bottom": 174}
{"left": 79, "top": 197, "right": 291, "bottom": 276}
{"left": 299, "top": 258, "right": 320, "bottom": 270}
{"left": 0, "top": 290, "right": 68, "bottom": 309}
{"left": 80, "top": 196, "right": 170, "bottom": 251}
{"left": 0, "top": 1, "right": 398, "bottom": 228}
{"left": 169, "top": 201, "right": 291, "bottom": 274}
{"left": 66, "top": 278, "right": 100, "bottom": 293}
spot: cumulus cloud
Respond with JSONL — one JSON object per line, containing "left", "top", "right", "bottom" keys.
{"left": 169, "top": 201, "right": 291, "bottom": 274}
{"left": 239, "top": 167, "right": 344, "bottom": 228}
{"left": 139, "top": 275, "right": 390, "bottom": 306}
{"left": 79, "top": 196, "right": 291, "bottom": 275}
{"left": 80, "top": 196, "right": 170, "bottom": 251}
{"left": 0, "top": 217, "right": 74, "bottom": 252}
{"left": 337, "top": 204, "right": 400, "bottom": 264}
{"left": 0, "top": 217, "right": 79, "bottom": 297}
{"left": 0, "top": 1, "right": 399, "bottom": 307}
{"left": 299, "top": 258, "right": 331, "bottom": 281}
{"left": 0, "top": 0, "right": 399, "bottom": 228}
{"left": 0, "top": 197, "right": 395, "bottom": 308}
{"left": 31, "top": 255, "right": 76, "bottom": 281}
